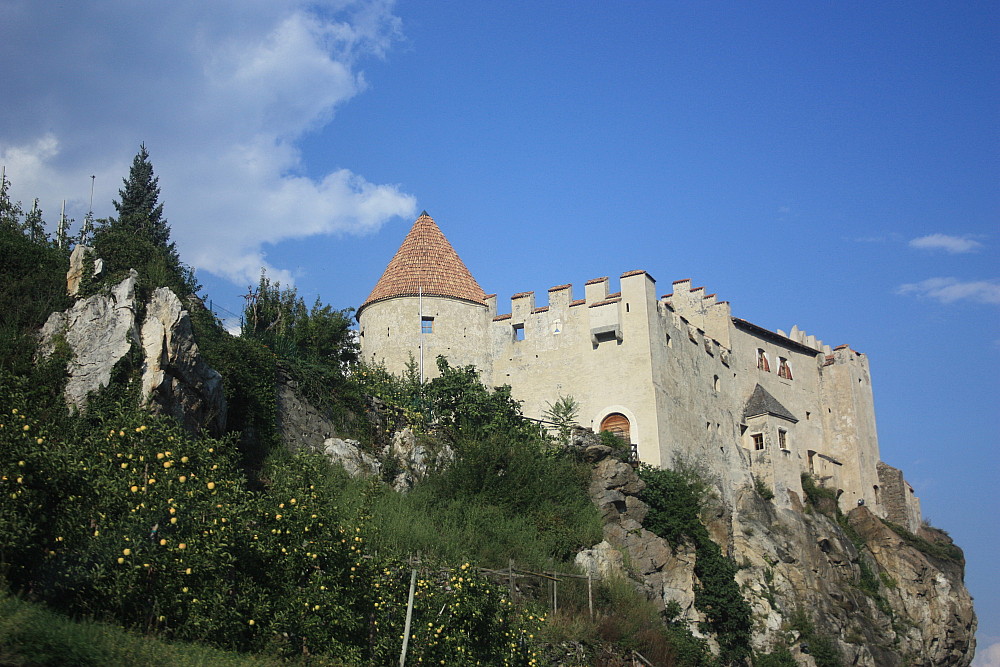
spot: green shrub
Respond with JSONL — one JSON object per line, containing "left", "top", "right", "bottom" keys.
{"left": 0, "top": 382, "right": 550, "bottom": 664}
{"left": 638, "top": 464, "right": 752, "bottom": 663}
{"left": 883, "top": 520, "right": 964, "bottom": 562}
{"left": 754, "top": 646, "right": 797, "bottom": 667}
{"left": 753, "top": 475, "right": 775, "bottom": 501}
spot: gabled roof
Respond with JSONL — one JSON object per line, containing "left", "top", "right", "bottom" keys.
{"left": 743, "top": 384, "right": 798, "bottom": 423}
{"left": 358, "top": 212, "right": 486, "bottom": 315}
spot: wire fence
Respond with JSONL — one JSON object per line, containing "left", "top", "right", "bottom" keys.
{"left": 392, "top": 554, "right": 657, "bottom": 667}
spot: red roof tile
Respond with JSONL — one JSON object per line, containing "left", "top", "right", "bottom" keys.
{"left": 359, "top": 212, "right": 486, "bottom": 314}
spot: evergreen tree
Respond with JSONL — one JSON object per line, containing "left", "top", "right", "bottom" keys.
{"left": 112, "top": 143, "right": 171, "bottom": 248}
{"left": 55, "top": 208, "right": 72, "bottom": 249}
{"left": 78, "top": 211, "right": 95, "bottom": 246}
{"left": 92, "top": 144, "right": 198, "bottom": 296}
{"left": 0, "top": 168, "right": 25, "bottom": 233}
{"left": 22, "top": 198, "right": 47, "bottom": 244}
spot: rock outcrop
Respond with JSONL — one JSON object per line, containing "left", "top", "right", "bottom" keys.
{"left": 39, "top": 270, "right": 227, "bottom": 436}
{"left": 275, "top": 371, "right": 451, "bottom": 489}
{"left": 574, "top": 432, "right": 977, "bottom": 666}
{"left": 66, "top": 244, "right": 103, "bottom": 297}
{"left": 39, "top": 270, "right": 138, "bottom": 409}
{"left": 140, "top": 287, "right": 227, "bottom": 436}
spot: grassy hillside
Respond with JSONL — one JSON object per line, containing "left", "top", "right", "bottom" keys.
{"left": 0, "top": 158, "right": 730, "bottom": 665}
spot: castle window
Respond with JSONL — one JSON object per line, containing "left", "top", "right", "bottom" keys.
{"left": 752, "top": 433, "right": 765, "bottom": 451}
{"left": 778, "top": 429, "right": 788, "bottom": 450}
{"left": 600, "top": 413, "right": 631, "bottom": 444}
{"left": 713, "top": 375, "right": 720, "bottom": 392}
{"left": 421, "top": 316, "right": 434, "bottom": 334}
{"left": 665, "top": 333, "right": 672, "bottom": 348}
{"left": 513, "top": 323, "right": 525, "bottom": 341}
{"left": 778, "top": 357, "right": 792, "bottom": 380}
{"left": 757, "top": 349, "right": 770, "bottom": 372}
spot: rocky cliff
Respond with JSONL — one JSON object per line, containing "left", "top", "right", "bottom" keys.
{"left": 34, "top": 250, "right": 975, "bottom": 665}
{"left": 39, "top": 260, "right": 226, "bottom": 436}
{"left": 576, "top": 434, "right": 976, "bottom": 666}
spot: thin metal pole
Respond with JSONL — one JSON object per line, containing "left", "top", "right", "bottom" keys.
{"left": 399, "top": 568, "right": 418, "bottom": 667}
{"left": 587, "top": 573, "right": 593, "bottom": 620}
{"left": 89, "top": 175, "right": 95, "bottom": 214}
{"left": 58, "top": 200, "right": 66, "bottom": 248}
{"left": 418, "top": 286, "right": 424, "bottom": 384}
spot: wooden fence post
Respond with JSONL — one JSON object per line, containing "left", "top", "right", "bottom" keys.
{"left": 587, "top": 572, "right": 593, "bottom": 620}
{"left": 399, "top": 568, "right": 418, "bottom": 667}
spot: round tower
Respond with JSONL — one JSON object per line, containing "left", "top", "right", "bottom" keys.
{"left": 357, "top": 212, "right": 492, "bottom": 381}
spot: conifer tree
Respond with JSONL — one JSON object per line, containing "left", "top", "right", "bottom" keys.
{"left": 0, "top": 168, "right": 24, "bottom": 233}
{"left": 92, "top": 144, "right": 198, "bottom": 296}
{"left": 22, "top": 198, "right": 47, "bottom": 244}
{"left": 112, "top": 143, "right": 171, "bottom": 248}
{"left": 78, "top": 211, "right": 95, "bottom": 246}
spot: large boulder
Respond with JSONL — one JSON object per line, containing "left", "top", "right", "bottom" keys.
{"left": 40, "top": 273, "right": 227, "bottom": 436}
{"left": 39, "top": 270, "right": 138, "bottom": 410}
{"left": 384, "top": 427, "right": 453, "bottom": 491}
{"left": 322, "top": 437, "right": 381, "bottom": 477}
{"left": 140, "top": 287, "right": 227, "bottom": 436}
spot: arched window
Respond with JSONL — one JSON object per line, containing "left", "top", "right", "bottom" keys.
{"left": 600, "top": 413, "right": 631, "bottom": 444}
{"left": 778, "top": 357, "right": 793, "bottom": 380}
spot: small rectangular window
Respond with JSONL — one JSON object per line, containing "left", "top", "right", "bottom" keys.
{"left": 752, "top": 433, "right": 765, "bottom": 451}
{"left": 778, "top": 357, "right": 793, "bottom": 380}
{"left": 421, "top": 316, "right": 433, "bottom": 334}
{"left": 778, "top": 429, "right": 788, "bottom": 450}
{"left": 513, "top": 323, "right": 525, "bottom": 341}
{"left": 757, "top": 349, "right": 770, "bottom": 372}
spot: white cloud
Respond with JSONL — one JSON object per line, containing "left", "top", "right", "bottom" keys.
{"left": 896, "top": 277, "right": 1000, "bottom": 305}
{"left": 0, "top": 0, "right": 416, "bottom": 287}
{"left": 909, "top": 233, "right": 984, "bottom": 254}
{"left": 972, "top": 641, "right": 1000, "bottom": 667}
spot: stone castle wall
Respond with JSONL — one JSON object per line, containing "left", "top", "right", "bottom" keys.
{"left": 359, "top": 267, "right": 923, "bottom": 530}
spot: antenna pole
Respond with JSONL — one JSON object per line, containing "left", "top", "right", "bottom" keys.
{"left": 418, "top": 286, "right": 424, "bottom": 385}
{"left": 89, "top": 175, "right": 95, "bottom": 215}
{"left": 58, "top": 200, "right": 66, "bottom": 248}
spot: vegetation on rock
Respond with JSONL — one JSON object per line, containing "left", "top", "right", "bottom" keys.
{"left": 638, "top": 463, "right": 753, "bottom": 664}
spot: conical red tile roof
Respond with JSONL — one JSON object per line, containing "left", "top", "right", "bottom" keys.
{"left": 359, "top": 212, "right": 486, "bottom": 314}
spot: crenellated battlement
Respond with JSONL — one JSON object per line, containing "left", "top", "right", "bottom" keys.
{"left": 359, "top": 214, "right": 919, "bottom": 531}
{"left": 777, "top": 325, "right": 831, "bottom": 354}
{"left": 490, "top": 270, "right": 656, "bottom": 322}
{"left": 662, "top": 278, "right": 733, "bottom": 348}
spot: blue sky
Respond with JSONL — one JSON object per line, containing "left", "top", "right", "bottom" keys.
{"left": 2, "top": 1, "right": 997, "bottom": 659}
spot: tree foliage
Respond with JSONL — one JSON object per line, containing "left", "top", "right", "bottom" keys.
{"left": 639, "top": 464, "right": 753, "bottom": 665}
{"left": 423, "top": 356, "right": 532, "bottom": 441}
{"left": 91, "top": 144, "right": 198, "bottom": 298}
{"left": 112, "top": 143, "right": 169, "bottom": 248}
{"left": 242, "top": 271, "right": 356, "bottom": 369}
{"left": 0, "top": 169, "right": 25, "bottom": 233}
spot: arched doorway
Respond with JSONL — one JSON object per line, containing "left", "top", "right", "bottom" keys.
{"left": 600, "top": 413, "right": 631, "bottom": 444}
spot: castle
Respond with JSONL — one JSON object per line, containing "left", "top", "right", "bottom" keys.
{"left": 357, "top": 213, "right": 923, "bottom": 531}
